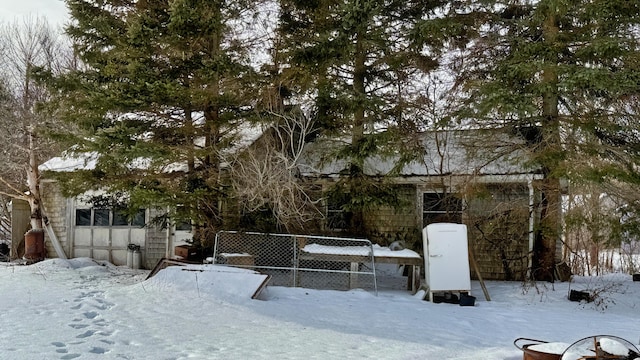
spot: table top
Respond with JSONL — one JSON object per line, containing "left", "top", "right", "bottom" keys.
{"left": 300, "top": 244, "right": 422, "bottom": 265}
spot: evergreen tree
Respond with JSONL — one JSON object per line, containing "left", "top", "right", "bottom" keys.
{"left": 278, "top": 0, "right": 437, "bottom": 234}
{"left": 50, "top": 0, "right": 264, "bottom": 246}
{"left": 413, "top": 0, "right": 640, "bottom": 280}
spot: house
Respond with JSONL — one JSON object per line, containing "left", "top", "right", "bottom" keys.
{"left": 295, "top": 128, "right": 546, "bottom": 281}
{"left": 29, "top": 122, "right": 265, "bottom": 269}
{"left": 31, "top": 127, "right": 554, "bottom": 280}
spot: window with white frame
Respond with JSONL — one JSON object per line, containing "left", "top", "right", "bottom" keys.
{"left": 75, "top": 208, "right": 146, "bottom": 227}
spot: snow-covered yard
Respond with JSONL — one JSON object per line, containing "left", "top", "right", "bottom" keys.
{"left": 0, "top": 258, "right": 638, "bottom": 360}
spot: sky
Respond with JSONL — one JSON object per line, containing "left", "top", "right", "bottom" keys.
{"left": 0, "top": 0, "right": 69, "bottom": 27}
{"left": 0, "top": 257, "right": 639, "bottom": 359}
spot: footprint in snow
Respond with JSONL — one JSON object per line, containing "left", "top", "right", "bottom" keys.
{"left": 83, "top": 311, "right": 99, "bottom": 319}
{"left": 90, "top": 347, "right": 108, "bottom": 354}
{"left": 60, "top": 353, "right": 81, "bottom": 359}
{"left": 76, "top": 330, "right": 96, "bottom": 339}
{"left": 68, "top": 323, "right": 89, "bottom": 329}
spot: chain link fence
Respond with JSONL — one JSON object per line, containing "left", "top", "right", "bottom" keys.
{"left": 212, "top": 231, "right": 377, "bottom": 293}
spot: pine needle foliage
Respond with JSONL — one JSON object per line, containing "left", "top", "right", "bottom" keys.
{"left": 47, "top": 0, "right": 266, "bottom": 245}
{"left": 277, "top": 0, "right": 440, "bottom": 233}
{"left": 413, "top": 0, "right": 640, "bottom": 280}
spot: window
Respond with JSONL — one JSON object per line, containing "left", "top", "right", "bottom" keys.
{"left": 93, "top": 209, "right": 110, "bottom": 226}
{"left": 132, "top": 209, "right": 146, "bottom": 227}
{"left": 113, "top": 209, "right": 129, "bottom": 226}
{"left": 75, "top": 208, "right": 146, "bottom": 227}
{"left": 173, "top": 205, "right": 192, "bottom": 231}
{"left": 176, "top": 221, "right": 192, "bottom": 231}
{"left": 423, "top": 192, "right": 462, "bottom": 225}
{"left": 327, "top": 199, "right": 352, "bottom": 230}
{"left": 76, "top": 209, "right": 91, "bottom": 226}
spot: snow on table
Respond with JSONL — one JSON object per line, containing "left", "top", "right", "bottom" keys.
{"left": 300, "top": 244, "right": 422, "bottom": 292}
{"left": 301, "top": 243, "right": 421, "bottom": 259}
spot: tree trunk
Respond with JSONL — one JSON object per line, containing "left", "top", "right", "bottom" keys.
{"left": 353, "top": 31, "right": 366, "bottom": 146}
{"left": 349, "top": 30, "right": 367, "bottom": 233}
{"left": 27, "top": 130, "right": 43, "bottom": 230}
{"left": 185, "top": 106, "right": 195, "bottom": 172}
{"left": 533, "top": 7, "right": 562, "bottom": 281}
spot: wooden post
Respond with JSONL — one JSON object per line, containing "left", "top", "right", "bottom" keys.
{"left": 468, "top": 247, "right": 491, "bottom": 301}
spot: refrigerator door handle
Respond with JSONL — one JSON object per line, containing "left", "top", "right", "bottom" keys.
{"left": 429, "top": 254, "right": 443, "bottom": 257}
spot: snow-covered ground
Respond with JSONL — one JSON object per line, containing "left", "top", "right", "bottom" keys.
{"left": 1, "top": 258, "right": 639, "bottom": 360}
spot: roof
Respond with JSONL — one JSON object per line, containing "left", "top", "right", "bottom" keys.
{"left": 297, "top": 129, "right": 537, "bottom": 178}
{"left": 39, "top": 152, "right": 99, "bottom": 172}
{"left": 39, "top": 123, "right": 265, "bottom": 173}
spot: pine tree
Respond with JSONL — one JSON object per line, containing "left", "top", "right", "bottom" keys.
{"left": 413, "top": 0, "right": 640, "bottom": 280}
{"left": 278, "top": 0, "right": 437, "bottom": 234}
{"left": 51, "top": 0, "right": 264, "bottom": 246}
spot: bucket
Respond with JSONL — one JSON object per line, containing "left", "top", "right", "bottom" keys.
{"left": 514, "top": 338, "right": 566, "bottom": 360}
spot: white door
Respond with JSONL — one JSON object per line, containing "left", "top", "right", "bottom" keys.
{"left": 423, "top": 223, "right": 471, "bottom": 292}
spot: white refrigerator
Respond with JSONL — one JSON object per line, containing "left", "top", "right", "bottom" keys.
{"left": 422, "top": 223, "right": 471, "bottom": 302}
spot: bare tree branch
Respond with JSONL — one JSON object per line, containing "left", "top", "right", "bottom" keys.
{"left": 0, "top": 16, "right": 70, "bottom": 230}
{"left": 227, "top": 111, "right": 322, "bottom": 232}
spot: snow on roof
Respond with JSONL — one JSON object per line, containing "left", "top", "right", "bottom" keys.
{"left": 298, "top": 129, "right": 535, "bottom": 178}
{"left": 39, "top": 123, "right": 266, "bottom": 173}
{"left": 39, "top": 152, "right": 99, "bottom": 172}
{"left": 224, "top": 122, "right": 266, "bottom": 153}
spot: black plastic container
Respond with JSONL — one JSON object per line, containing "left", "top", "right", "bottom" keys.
{"left": 568, "top": 290, "right": 592, "bottom": 302}
{"left": 459, "top": 293, "right": 476, "bottom": 306}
